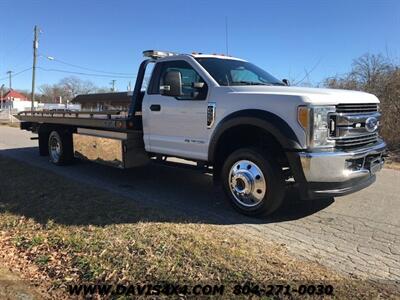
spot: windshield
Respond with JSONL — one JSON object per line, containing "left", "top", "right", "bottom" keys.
{"left": 196, "top": 58, "right": 284, "bottom": 86}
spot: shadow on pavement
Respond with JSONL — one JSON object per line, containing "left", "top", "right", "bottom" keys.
{"left": 0, "top": 147, "right": 334, "bottom": 227}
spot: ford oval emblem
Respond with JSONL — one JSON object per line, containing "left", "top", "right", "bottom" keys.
{"left": 365, "top": 117, "right": 378, "bottom": 132}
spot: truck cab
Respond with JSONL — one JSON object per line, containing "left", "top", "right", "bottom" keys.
{"left": 137, "top": 50, "right": 386, "bottom": 215}
{"left": 17, "top": 50, "right": 387, "bottom": 217}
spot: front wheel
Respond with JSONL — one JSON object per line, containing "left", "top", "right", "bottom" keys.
{"left": 221, "top": 147, "right": 285, "bottom": 217}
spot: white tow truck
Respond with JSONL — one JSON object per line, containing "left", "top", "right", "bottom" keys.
{"left": 16, "top": 50, "right": 386, "bottom": 216}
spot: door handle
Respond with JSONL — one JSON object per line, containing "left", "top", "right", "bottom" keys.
{"left": 150, "top": 104, "right": 161, "bottom": 111}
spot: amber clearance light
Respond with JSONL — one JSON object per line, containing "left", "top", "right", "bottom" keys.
{"left": 297, "top": 106, "right": 310, "bottom": 130}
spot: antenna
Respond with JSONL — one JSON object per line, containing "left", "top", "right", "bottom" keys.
{"left": 225, "top": 16, "right": 229, "bottom": 55}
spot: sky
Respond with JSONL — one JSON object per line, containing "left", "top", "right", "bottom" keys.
{"left": 0, "top": 0, "right": 399, "bottom": 92}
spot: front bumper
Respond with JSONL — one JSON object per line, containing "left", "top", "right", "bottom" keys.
{"left": 289, "top": 140, "right": 386, "bottom": 199}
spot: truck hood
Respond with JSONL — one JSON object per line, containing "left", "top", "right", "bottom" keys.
{"left": 228, "top": 85, "right": 379, "bottom": 104}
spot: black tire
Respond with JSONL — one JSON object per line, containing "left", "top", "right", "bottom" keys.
{"left": 221, "top": 147, "right": 285, "bottom": 217}
{"left": 38, "top": 132, "right": 49, "bottom": 156}
{"left": 48, "top": 130, "right": 74, "bottom": 165}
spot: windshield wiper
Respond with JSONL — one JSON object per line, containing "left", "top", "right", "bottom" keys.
{"left": 232, "top": 81, "right": 270, "bottom": 86}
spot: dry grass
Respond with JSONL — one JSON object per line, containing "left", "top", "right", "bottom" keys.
{"left": 385, "top": 161, "right": 400, "bottom": 170}
{"left": 0, "top": 156, "right": 398, "bottom": 299}
{"left": 0, "top": 267, "right": 43, "bottom": 299}
{"left": 0, "top": 122, "right": 19, "bottom": 127}
{"left": 385, "top": 149, "right": 400, "bottom": 170}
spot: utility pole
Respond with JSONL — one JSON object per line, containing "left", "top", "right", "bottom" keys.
{"left": 110, "top": 80, "right": 116, "bottom": 92}
{"left": 127, "top": 81, "right": 131, "bottom": 91}
{"left": 6, "top": 71, "right": 12, "bottom": 90}
{"left": 0, "top": 84, "right": 4, "bottom": 110}
{"left": 31, "top": 25, "right": 39, "bottom": 111}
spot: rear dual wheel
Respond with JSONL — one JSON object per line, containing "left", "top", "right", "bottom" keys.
{"left": 221, "top": 147, "right": 285, "bottom": 217}
{"left": 48, "top": 130, "right": 73, "bottom": 165}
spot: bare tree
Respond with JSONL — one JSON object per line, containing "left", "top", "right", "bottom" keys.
{"left": 379, "top": 67, "right": 400, "bottom": 151}
{"left": 59, "top": 76, "right": 96, "bottom": 100}
{"left": 324, "top": 54, "right": 399, "bottom": 151}
{"left": 39, "top": 84, "right": 69, "bottom": 103}
{"left": 39, "top": 77, "right": 98, "bottom": 103}
{"left": 350, "top": 54, "right": 392, "bottom": 90}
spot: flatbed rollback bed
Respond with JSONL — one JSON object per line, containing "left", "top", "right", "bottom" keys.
{"left": 16, "top": 58, "right": 151, "bottom": 168}
{"left": 18, "top": 110, "right": 139, "bottom": 132}
{"left": 16, "top": 108, "right": 148, "bottom": 168}
{"left": 17, "top": 55, "right": 149, "bottom": 133}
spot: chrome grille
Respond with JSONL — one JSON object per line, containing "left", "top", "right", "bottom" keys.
{"left": 336, "top": 103, "right": 378, "bottom": 113}
{"left": 332, "top": 103, "right": 380, "bottom": 149}
{"left": 335, "top": 133, "right": 378, "bottom": 148}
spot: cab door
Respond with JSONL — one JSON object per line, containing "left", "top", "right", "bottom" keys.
{"left": 143, "top": 60, "right": 210, "bottom": 160}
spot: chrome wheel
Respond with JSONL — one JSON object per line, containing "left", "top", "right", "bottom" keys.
{"left": 49, "top": 135, "right": 61, "bottom": 163}
{"left": 228, "top": 160, "right": 267, "bottom": 207}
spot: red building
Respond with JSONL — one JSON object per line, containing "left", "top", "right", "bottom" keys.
{"left": 0, "top": 89, "right": 28, "bottom": 102}
{"left": 0, "top": 89, "right": 33, "bottom": 111}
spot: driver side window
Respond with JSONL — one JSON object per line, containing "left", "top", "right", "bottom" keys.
{"left": 157, "top": 61, "right": 207, "bottom": 100}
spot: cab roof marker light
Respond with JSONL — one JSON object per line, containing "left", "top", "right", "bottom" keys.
{"left": 143, "top": 50, "right": 178, "bottom": 59}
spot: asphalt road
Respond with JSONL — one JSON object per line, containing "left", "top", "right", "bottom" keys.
{"left": 0, "top": 126, "right": 399, "bottom": 286}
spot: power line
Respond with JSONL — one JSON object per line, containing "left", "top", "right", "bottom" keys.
{"left": 0, "top": 67, "right": 32, "bottom": 83}
{"left": 1, "top": 33, "right": 32, "bottom": 78}
{"left": 7, "top": 54, "right": 33, "bottom": 71}
{"left": 40, "top": 53, "right": 136, "bottom": 76}
{"left": 294, "top": 58, "right": 322, "bottom": 85}
{"left": 2, "top": 33, "right": 32, "bottom": 56}
{"left": 37, "top": 67, "right": 135, "bottom": 79}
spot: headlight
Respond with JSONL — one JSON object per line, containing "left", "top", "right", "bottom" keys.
{"left": 298, "top": 105, "right": 335, "bottom": 148}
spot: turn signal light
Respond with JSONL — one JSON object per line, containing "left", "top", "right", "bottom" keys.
{"left": 297, "top": 106, "right": 310, "bottom": 129}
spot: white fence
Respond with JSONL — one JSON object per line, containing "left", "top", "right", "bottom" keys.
{"left": 1, "top": 100, "right": 38, "bottom": 112}
{"left": 0, "top": 101, "right": 81, "bottom": 124}
{"left": 0, "top": 108, "right": 19, "bottom": 124}
{"left": 37, "top": 103, "right": 81, "bottom": 111}
{"left": 0, "top": 103, "right": 82, "bottom": 124}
